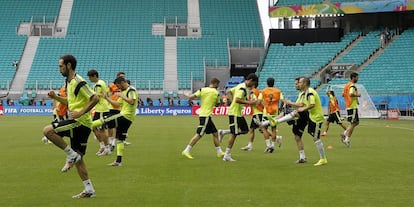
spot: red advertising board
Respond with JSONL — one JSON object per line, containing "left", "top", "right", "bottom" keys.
{"left": 192, "top": 106, "right": 253, "bottom": 116}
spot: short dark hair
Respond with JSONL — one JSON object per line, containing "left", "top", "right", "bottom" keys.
{"left": 87, "top": 69, "right": 99, "bottom": 78}
{"left": 246, "top": 73, "right": 258, "bottom": 83}
{"left": 300, "top": 76, "right": 310, "bottom": 86}
{"left": 350, "top": 72, "right": 358, "bottom": 79}
{"left": 210, "top": 77, "right": 220, "bottom": 85}
{"left": 60, "top": 54, "right": 77, "bottom": 70}
{"left": 267, "top": 77, "right": 274, "bottom": 87}
{"left": 329, "top": 90, "right": 335, "bottom": 96}
{"left": 114, "top": 76, "right": 126, "bottom": 84}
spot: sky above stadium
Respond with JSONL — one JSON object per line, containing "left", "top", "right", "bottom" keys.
{"left": 257, "top": 0, "right": 271, "bottom": 44}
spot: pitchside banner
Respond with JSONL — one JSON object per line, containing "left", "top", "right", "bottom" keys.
{"left": 0, "top": 106, "right": 253, "bottom": 116}
{"left": 2, "top": 106, "right": 54, "bottom": 116}
{"left": 192, "top": 106, "right": 253, "bottom": 116}
{"left": 136, "top": 106, "right": 193, "bottom": 116}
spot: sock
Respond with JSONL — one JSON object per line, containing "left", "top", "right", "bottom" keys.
{"left": 116, "top": 141, "right": 125, "bottom": 162}
{"left": 247, "top": 142, "right": 253, "bottom": 148}
{"left": 315, "top": 139, "right": 326, "bottom": 159}
{"left": 225, "top": 147, "right": 231, "bottom": 155}
{"left": 343, "top": 130, "right": 348, "bottom": 136}
{"left": 109, "top": 137, "right": 116, "bottom": 146}
{"left": 184, "top": 145, "right": 192, "bottom": 153}
{"left": 116, "top": 155, "right": 122, "bottom": 163}
{"left": 222, "top": 129, "right": 231, "bottom": 135}
{"left": 345, "top": 136, "right": 350, "bottom": 142}
{"left": 216, "top": 147, "right": 223, "bottom": 154}
{"left": 83, "top": 179, "right": 95, "bottom": 192}
{"left": 265, "top": 139, "right": 271, "bottom": 147}
{"left": 64, "top": 146, "right": 75, "bottom": 156}
{"left": 277, "top": 112, "right": 295, "bottom": 124}
{"left": 299, "top": 150, "right": 306, "bottom": 159}
{"left": 99, "top": 141, "right": 105, "bottom": 148}
{"left": 271, "top": 141, "right": 275, "bottom": 148}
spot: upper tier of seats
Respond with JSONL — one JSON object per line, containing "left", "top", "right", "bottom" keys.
{"left": 258, "top": 31, "right": 360, "bottom": 96}
{"left": 0, "top": 0, "right": 61, "bottom": 89}
{"left": 177, "top": 0, "right": 263, "bottom": 89}
{"left": 323, "top": 28, "right": 414, "bottom": 96}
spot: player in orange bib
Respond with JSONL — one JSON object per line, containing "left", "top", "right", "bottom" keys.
{"left": 258, "top": 77, "right": 283, "bottom": 152}
{"left": 320, "top": 89, "right": 347, "bottom": 136}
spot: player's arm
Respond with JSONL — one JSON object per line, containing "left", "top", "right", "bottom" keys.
{"left": 283, "top": 98, "right": 303, "bottom": 108}
{"left": 70, "top": 85, "right": 99, "bottom": 119}
{"left": 117, "top": 91, "right": 136, "bottom": 105}
{"left": 48, "top": 90, "right": 68, "bottom": 105}
{"left": 75, "top": 94, "right": 99, "bottom": 118}
{"left": 297, "top": 93, "right": 315, "bottom": 112}
{"left": 105, "top": 95, "right": 121, "bottom": 107}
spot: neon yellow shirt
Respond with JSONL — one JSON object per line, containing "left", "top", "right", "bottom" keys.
{"left": 348, "top": 84, "right": 359, "bottom": 109}
{"left": 229, "top": 83, "right": 248, "bottom": 117}
{"left": 93, "top": 79, "right": 110, "bottom": 112}
{"left": 67, "top": 74, "right": 95, "bottom": 128}
{"left": 194, "top": 87, "right": 220, "bottom": 117}
{"left": 303, "top": 88, "right": 324, "bottom": 123}
{"left": 119, "top": 86, "right": 138, "bottom": 121}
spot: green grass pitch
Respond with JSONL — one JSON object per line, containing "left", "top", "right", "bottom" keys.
{"left": 0, "top": 116, "right": 413, "bottom": 206}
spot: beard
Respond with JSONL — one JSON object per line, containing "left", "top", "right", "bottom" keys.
{"left": 60, "top": 68, "right": 69, "bottom": 77}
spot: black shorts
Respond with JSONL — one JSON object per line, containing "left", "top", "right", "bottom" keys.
{"left": 114, "top": 115, "right": 132, "bottom": 141}
{"left": 327, "top": 111, "right": 343, "bottom": 124}
{"left": 196, "top": 116, "right": 217, "bottom": 136}
{"left": 307, "top": 120, "right": 323, "bottom": 140}
{"left": 229, "top": 115, "right": 249, "bottom": 135}
{"left": 292, "top": 118, "right": 308, "bottom": 138}
{"left": 93, "top": 111, "right": 111, "bottom": 129}
{"left": 250, "top": 114, "right": 263, "bottom": 129}
{"left": 347, "top": 108, "right": 359, "bottom": 124}
{"left": 53, "top": 119, "right": 92, "bottom": 155}
{"left": 107, "top": 109, "right": 121, "bottom": 129}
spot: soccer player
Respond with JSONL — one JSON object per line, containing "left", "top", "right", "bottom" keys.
{"left": 181, "top": 78, "right": 225, "bottom": 159}
{"left": 87, "top": 69, "right": 111, "bottom": 156}
{"left": 239, "top": 81, "right": 271, "bottom": 152}
{"left": 218, "top": 73, "right": 260, "bottom": 161}
{"left": 42, "top": 54, "right": 99, "bottom": 198}
{"left": 281, "top": 77, "right": 309, "bottom": 163}
{"left": 258, "top": 77, "right": 283, "bottom": 152}
{"left": 320, "top": 90, "right": 347, "bottom": 136}
{"left": 108, "top": 71, "right": 126, "bottom": 150}
{"left": 258, "top": 77, "right": 328, "bottom": 166}
{"left": 341, "top": 72, "right": 361, "bottom": 147}
{"left": 103, "top": 76, "right": 138, "bottom": 166}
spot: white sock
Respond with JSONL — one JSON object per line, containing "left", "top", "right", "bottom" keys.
{"left": 315, "top": 139, "right": 326, "bottom": 159}
{"left": 265, "top": 139, "right": 271, "bottom": 147}
{"left": 83, "top": 179, "right": 95, "bottom": 192}
{"left": 183, "top": 145, "right": 192, "bottom": 153}
{"left": 299, "top": 150, "right": 306, "bottom": 159}
{"left": 271, "top": 141, "right": 275, "bottom": 148}
{"left": 99, "top": 141, "right": 105, "bottom": 148}
{"left": 216, "top": 147, "right": 223, "bottom": 154}
{"left": 247, "top": 142, "right": 253, "bottom": 148}
{"left": 277, "top": 112, "right": 295, "bottom": 124}
{"left": 222, "top": 129, "right": 231, "bottom": 135}
{"left": 225, "top": 147, "right": 231, "bottom": 155}
{"left": 64, "top": 146, "right": 75, "bottom": 156}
